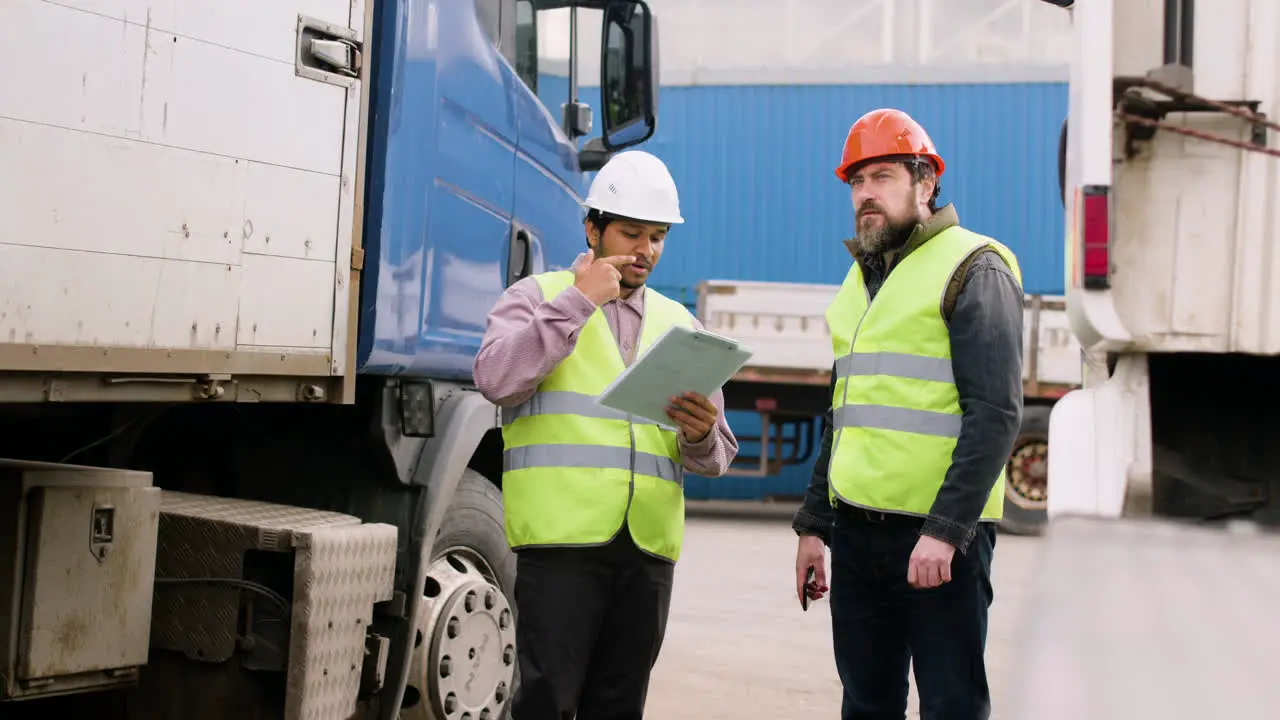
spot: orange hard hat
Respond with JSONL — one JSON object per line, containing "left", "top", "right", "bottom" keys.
{"left": 834, "top": 109, "right": 945, "bottom": 182}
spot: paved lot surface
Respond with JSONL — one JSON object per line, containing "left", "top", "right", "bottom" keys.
{"left": 645, "top": 502, "right": 1042, "bottom": 719}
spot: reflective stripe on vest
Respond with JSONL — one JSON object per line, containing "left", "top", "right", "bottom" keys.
{"left": 502, "top": 390, "right": 683, "bottom": 483}
{"left": 499, "top": 270, "right": 693, "bottom": 563}
{"left": 825, "top": 226, "right": 1023, "bottom": 521}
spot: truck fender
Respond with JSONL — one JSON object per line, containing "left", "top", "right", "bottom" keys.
{"left": 382, "top": 388, "right": 500, "bottom": 719}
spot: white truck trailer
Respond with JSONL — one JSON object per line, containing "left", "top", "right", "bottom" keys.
{"left": 1004, "top": 1, "right": 1280, "bottom": 717}
{"left": 695, "top": 277, "right": 1083, "bottom": 534}
{"left": 1045, "top": 0, "right": 1280, "bottom": 527}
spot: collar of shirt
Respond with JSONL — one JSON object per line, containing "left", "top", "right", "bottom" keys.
{"left": 608, "top": 286, "right": 647, "bottom": 317}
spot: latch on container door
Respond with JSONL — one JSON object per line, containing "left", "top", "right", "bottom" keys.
{"left": 296, "top": 15, "right": 362, "bottom": 88}
{"left": 91, "top": 504, "right": 115, "bottom": 563}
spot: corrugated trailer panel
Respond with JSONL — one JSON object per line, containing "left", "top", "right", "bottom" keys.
{"left": 647, "top": 81, "right": 1069, "bottom": 298}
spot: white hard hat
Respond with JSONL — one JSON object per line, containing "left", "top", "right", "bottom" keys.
{"left": 582, "top": 150, "right": 684, "bottom": 225}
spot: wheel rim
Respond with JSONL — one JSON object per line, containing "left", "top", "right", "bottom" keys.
{"left": 404, "top": 546, "right": 516, "bottom": 720}
{"left": 1006, "top": 437, "right": 1049, "bottom": 511}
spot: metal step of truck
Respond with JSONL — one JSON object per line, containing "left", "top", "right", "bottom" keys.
{"left": 154, "top": 491, "right": 397, "bottom": 720}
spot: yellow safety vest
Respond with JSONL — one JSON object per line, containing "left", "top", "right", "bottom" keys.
{"left": 825, "top": 225, "right": 1023, "bottom": 521}
{"left": 500, "top": 270, "right": 694, "bottom": 563}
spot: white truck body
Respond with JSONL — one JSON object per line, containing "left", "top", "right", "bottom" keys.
{"left": 1061, "top": 0, "right": 1280, "bottom": 358}
{"left": 1018, "top": 0, "right": 1280, "bottom": 715}
{"left": 697, "top": 278, "right": 1084, "bottom": 396}
{"left": 1, "top": 0, "right": 360, "bottom": 382}
{"left": 1049, "top": 0, "right": 1280, "bottom": 520}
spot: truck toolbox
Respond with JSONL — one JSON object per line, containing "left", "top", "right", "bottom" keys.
{"left": 151, "top": 492, "right": 397, "bottom": 720}
{"left": 0, "top": 459, "right": 160, "bottom": 701}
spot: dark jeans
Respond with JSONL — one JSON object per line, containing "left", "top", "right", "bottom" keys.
{"left": 829, "top": 504, "right": 996, "bottom": 720}
{"left": 510, "top": 526, "right": 674, "bottom": 720}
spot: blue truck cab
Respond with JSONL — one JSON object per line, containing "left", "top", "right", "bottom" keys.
{"left": 351, "top": 2, "right": 664, "bottom": 717}
{"left": 358, "top": 0, "right": 660, "bottom": 379}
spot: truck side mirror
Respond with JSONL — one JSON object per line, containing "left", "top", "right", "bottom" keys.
{"left": 599, "top": 0, "right": 657, "bottom": 151}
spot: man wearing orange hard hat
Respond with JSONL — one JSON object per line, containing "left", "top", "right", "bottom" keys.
{"left": 791, "top": 109, "right": 1026, "bottom": 718}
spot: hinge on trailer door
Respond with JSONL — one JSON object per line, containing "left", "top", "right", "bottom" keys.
{"left": 296, "top": 15, "right": 362, "bottom": 88}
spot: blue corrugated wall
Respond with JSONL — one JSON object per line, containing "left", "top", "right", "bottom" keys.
{"left": 536, "top": 74, "right": 1068, "bottom": 500}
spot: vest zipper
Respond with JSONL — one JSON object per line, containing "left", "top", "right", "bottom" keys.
{"left": 617, "top": 293, "right": 646, "bottom": 539}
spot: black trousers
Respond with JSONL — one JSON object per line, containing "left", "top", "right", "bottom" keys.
{"left": 510, "top": 526, "right": 675, "bottom": 720}
{"left": 829, "top": 504, "right": 996, "bottom": 720}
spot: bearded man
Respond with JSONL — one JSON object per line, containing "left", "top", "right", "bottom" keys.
{"left": 791, "top": 109, "right": 1025, "bottom": 720}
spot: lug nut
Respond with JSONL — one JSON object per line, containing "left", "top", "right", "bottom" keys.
{"left": 503, "top": 646, "right": 514, "bottom": 666}
{"left": 447, "top": 617, "right": 460, "bottom": 638}
{"left": 499, "top": 609, "right": 511, "bottom": 629}
{"left": 480, "top": 710, "right": 492, "bottom": 720}
{"left": 440, "top": 656, "right": 452, "bottom": 678}
{"left": 464, "top": 590, "right": 477, "bottom": 612}
{"left": 445, "top": 693, "right": 458, "bottom": 713}
{"left": 484, "top": 589, "right": 496, "bottom": 609}
{"left": 495, "top": 682, "right": 507, "bottom": 703}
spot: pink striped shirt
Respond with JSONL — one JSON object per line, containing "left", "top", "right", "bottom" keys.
{"left": 473, "top": 276, "right": 738, "bottom": 477}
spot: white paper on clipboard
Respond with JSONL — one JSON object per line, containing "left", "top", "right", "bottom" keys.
{"left": 597, "top": 325, "right": 754, "bottom": 426}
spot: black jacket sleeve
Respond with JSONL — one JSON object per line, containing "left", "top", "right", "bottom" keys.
{"left": 791, "top": 364, "right": 837, "bottom": 544}
{"left": 920, "top": 251, "right": 1025, "bottom": 553}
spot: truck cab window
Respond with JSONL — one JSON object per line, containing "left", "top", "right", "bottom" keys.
{"left": 515, "top": 0, "right": 538, "bottom": 92}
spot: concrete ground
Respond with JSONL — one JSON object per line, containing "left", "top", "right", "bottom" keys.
{"left": 645, "top": 501, "right": 1042, "bottom": 719}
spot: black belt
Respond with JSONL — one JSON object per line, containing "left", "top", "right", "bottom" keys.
{"left": 836, "top": 501, "right": 924, "bottom": 528}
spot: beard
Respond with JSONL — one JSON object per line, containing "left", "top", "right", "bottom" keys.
{"left": 853, "top": 210, "right": 918, "bottom": 256}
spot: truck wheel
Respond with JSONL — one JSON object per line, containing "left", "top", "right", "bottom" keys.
{"left": 404, "top": 469, "right": 518, "bottom": 720}
{"left": 999, "top": 403, "right": 1051, "bottom": 536}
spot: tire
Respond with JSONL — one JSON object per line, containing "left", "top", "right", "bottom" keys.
{"left": 999, "top": 403, "right": 1052, "bottom": 536}
{"left": 433, "top": 469, "right": 517, "bottom": 598}
{"left": 402, "top": 469, "right": 519, "bottom": 720}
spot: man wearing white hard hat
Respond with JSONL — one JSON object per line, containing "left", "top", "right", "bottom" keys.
{"left": 474, "top": 150, "right": 738, "bottom": 718}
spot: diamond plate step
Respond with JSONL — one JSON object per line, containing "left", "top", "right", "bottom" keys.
{"left": 153, "top": 491, "right": 397, "bottom": 720}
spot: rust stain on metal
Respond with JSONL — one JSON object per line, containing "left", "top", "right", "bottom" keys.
{"left": 54, "top": 614, "right": 90, "bottom": 658}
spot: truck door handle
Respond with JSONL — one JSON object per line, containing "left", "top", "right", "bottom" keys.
{"left": 295, "top": 15, "right": 362, "bottom": 87}
{"left": 507, "top": 226, "right": 532, "bottom": 288}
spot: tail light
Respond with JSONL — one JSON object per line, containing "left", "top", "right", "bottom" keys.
{"left": 1081, "top": 184, "right": 1111, "bottom": 290}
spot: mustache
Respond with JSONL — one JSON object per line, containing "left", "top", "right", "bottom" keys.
{"left": 857, "top": 203, "right": 885, "bottom": 218}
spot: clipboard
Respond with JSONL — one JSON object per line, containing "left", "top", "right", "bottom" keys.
{"left": 597, "top": 324, "right": 754, "bottom": 426}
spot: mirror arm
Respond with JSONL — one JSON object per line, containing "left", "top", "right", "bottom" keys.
{"left": 561, "top": 5, "right": 591, "bottom": 140}
{"left": 579, "top": 149, "right": 610, "bottom": 172}
{"left": 579, "top": 136, "right": 613, "bottom": 172}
